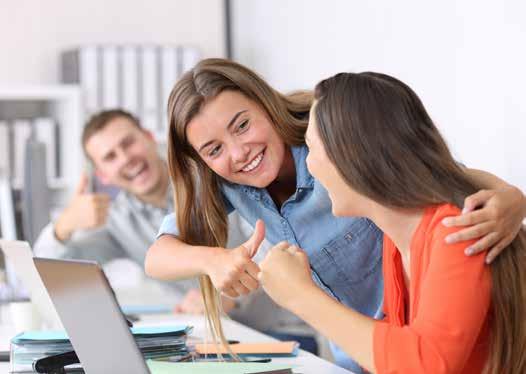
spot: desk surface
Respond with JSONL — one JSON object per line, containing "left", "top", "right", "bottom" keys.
{"left": 0, "top": 313, "right": 353, "bottom": 374}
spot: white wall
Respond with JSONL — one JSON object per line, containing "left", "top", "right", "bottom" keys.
{"left": 232, "top": 0, "right": 526, "bottom": 191}
{"left": 0, "top": 0, "right": 225, "bottom": 85}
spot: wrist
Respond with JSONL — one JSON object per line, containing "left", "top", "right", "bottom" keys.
{"left": 54, "top": 211, "right": 75, "bottom": 242}
{"left": 201, "top": 246, "right": 226, "bottom": 275}
{"left": 507, "top": 185, "right": 526, "bottom": 219}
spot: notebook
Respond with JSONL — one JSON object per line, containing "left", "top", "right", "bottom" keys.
{"left": 195, "top": 341, "right": 299, "bottom": 357}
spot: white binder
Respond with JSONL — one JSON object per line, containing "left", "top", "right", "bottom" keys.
{"left": 160, "top": 46, "right": 179, "bottom": 135}
{"left": 0, "top": 122, "right": 10, "bottom": 178}
{"left": 101, "top": 45, "right": 120, "bottom": 109}
{"left": 140, "top": 45, "right": 160, "bottom": 136}
{"left": 0, "top": 175, "right": 17, "bottom": 240}
{"left": 33, "top": 117, "right": 58, "bottom": 179}
{"left": 79, "top": 46, "right": 100, "bottom": 117}
{"left": 11, "top": 120, "right": 32, "bottom": 187}
{"left": 122, "top": 45, "right": 139, "bottom": 115}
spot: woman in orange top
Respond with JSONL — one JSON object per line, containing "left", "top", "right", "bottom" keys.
{"left": 259, "top": 72, "right": 526, "bottom": 373}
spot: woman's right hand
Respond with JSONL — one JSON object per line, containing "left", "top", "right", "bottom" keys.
{"left": 206, "top": 220, "right": 265, "bottom": 298}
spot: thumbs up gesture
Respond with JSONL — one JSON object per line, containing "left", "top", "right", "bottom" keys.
{"left": 54, "top": 172, "right": 111, "bottom": 242}
{"left": 206, "top": 220, "right": 265, "bottom": 298}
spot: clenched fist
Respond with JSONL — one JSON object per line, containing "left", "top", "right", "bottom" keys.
{"left": 259, "top": 241, "right": 317, "bottom": 312}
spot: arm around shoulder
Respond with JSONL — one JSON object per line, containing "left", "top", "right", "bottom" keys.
{"left": 465, "top": 167, "right": 526, "bottom": 217}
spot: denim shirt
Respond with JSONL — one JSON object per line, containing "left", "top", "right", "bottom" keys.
{"left": 158, "top": 145, "right": 384, "bottom": 372}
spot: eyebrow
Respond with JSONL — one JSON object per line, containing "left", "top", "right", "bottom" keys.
{"left": 198, "top": 110, "right": 247, "bottom": 152}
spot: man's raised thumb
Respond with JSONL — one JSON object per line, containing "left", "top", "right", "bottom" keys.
{"left": 75, "top": 172, "right": 90, "bottom": 195}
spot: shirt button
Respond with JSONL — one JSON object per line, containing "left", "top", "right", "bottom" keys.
{"left": 345, "top": 233, "right": 353, "bottom": 241}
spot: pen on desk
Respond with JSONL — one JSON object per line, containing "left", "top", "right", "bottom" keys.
{"left": 169, "top": 353, "right": 194, "bottom": 362}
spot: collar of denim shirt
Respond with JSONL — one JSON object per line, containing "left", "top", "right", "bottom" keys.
{"left": 236, "top": 145, "right": 314, "bottom": 200}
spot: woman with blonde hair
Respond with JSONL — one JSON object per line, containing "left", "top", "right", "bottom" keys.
{"left": 145, "top": 59, "right": 526, "bottom": 371}
{"left": 259, "top": 71, "right": 526, "bottom": 373}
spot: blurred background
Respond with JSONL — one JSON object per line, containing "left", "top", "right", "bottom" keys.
{"left": 0, "top": 0, "right": 524, "bottom": 294}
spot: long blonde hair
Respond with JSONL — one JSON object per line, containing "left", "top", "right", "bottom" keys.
{"left": 166, "top": 58, "right": 312, "bottom": 353}
{"left": 314, "top": 72, "right": 526, "bottom": 373}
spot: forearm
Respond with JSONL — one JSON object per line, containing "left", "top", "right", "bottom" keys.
{"left": 290, "top": 286, "right": 376, "bottom": 373}
{"left": 145, "top": 235, "right": 220, "bottom": 281}
{"left": 33, "top": 222, "right": 68, "bottom": 258}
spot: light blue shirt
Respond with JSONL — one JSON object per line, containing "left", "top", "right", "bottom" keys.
{"left": 158, "top": 145, "right": 384, "bottom": 373}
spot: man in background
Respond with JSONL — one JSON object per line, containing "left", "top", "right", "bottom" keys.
{"left": 34, "top": 109, "right": 200, "bottom": 308}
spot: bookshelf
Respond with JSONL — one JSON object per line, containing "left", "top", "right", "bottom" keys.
{"left": 0, "top": 85, "right": 83, "bottom": 191}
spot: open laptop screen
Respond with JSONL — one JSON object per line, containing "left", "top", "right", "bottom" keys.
{"left": 34, "top": 258, "right": 150, "bottom": 374}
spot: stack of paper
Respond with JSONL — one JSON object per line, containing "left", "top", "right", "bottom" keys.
{"left": 10, "top": 325, "right": 192, "bottom": 372}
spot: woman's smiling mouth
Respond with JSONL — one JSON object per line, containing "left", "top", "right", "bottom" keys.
{"left": 240, "top": 150, "right": 265, "bottom": 173}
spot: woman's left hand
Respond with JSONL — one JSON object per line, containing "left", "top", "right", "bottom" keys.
{"left": 442, "top": 186, "right": 526, "bottom": 263}
{"left": 259, "top": 241, "right": 317, "bottom": 311}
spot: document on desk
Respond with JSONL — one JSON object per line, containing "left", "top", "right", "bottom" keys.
{"left": 194, "top": 342, "right": 299, "bottom": 357}
{"left": 147, "top": 361, "right": 294, "bottom": 374}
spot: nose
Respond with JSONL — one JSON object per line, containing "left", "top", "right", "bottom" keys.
{"left": 115, "top": 147, "right": 132, "bottom": 168}
{"left": 230, "top": 140, "right": 250, "bottom": 164}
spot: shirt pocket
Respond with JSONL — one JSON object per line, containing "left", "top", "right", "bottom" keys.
{"left": 310, "top": 266, "right": 340, "bottom": 301}
{"left": 312, "top": 218, "right": 383, "bottom": 287}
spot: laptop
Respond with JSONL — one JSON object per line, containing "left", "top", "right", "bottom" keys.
{"left": 34, "top": 257, "right": 150, "bottom": 374}
{"left": 0, "top": 240, "right": 62, "bottom": 329}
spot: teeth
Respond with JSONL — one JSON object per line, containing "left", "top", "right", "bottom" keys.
{"left": 242, "top": 153, "right": 263, "bottom": 172}
{"left": 125, "top": 162, "right": 146, "bottom": 179}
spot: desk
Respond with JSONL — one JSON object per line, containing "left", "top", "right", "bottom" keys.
{"left": 0, "top": 313, "right": 353, "bottom": 373}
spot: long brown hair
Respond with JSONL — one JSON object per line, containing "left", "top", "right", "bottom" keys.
{"left": 166, "top": 58, "right": 312, "bottom": 352}
{"left": 313, "top": 72, "right": 526, "bottom": 374}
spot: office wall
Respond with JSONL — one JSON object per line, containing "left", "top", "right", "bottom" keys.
{"left": 232, "top": 0, "right": 526, "bottom": 191}
{"left": 0, "top": 0, "right": 225, "bottom": 85}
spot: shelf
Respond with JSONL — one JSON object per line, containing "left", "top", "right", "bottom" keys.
{"left": 0, "top": 85, "right": 83, "bottom": 192}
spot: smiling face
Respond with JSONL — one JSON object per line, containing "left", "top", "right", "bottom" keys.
{"left": 185, "top": 90, "right": 287, "bottom": 188}
{"left": 85, "top": 116, "right": 165, "bottom": 198}
{"left": 305, "top": 102, "right": 371, "bottom": 217}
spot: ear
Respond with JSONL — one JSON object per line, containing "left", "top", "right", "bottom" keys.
{"left": 95, "top": 169, "right": 111, "bottom": 185}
